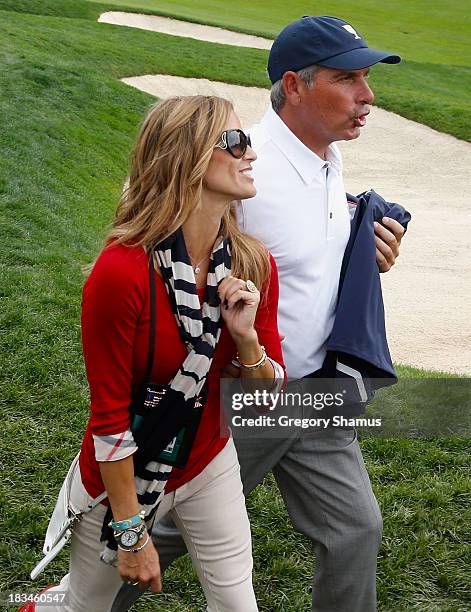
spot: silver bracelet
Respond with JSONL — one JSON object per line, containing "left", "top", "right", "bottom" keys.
{"left": 118, "top": 533, "right": 150, "bottom": 554}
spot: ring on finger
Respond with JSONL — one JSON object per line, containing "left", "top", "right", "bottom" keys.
{"left": 246, "top": 279, "right": 257, "bottom": 293}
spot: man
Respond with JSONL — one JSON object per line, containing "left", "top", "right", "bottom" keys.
{"left": 115, "top": 16, "right": 405, "bottom": 612}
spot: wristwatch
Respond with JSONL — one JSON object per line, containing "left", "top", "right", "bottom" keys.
{"left": 114, "top": 523, "right": 146, "bottom": 550}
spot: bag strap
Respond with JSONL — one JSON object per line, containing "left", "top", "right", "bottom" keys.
{"left": 143, "top": 251, "right": 156, "bottom": 384}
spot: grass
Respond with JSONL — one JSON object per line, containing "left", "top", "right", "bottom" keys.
{"left": 0, "top": 1, "right": 470, "bottom": 611}
{"left": 84, "top": 0, "right": 470, "bottom": 66}
{"left": 2, "top": 0, "right": 471, "bottom": 140}
{"left": 86, "top": 0, "right": 471, "bottom": 141}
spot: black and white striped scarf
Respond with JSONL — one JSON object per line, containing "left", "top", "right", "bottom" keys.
{"left": 139, "top": 228, "right": 231, "bottom": 510}
{"left": 101, "top": 229, "right": 231, "bottom": 563}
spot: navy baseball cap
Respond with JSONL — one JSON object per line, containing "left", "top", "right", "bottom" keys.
{"left": 268, "top": 16, "right": 401, "bottom": 83}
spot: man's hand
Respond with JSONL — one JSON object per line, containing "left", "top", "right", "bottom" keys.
{"left": 374, "top": 217, "right": 405, "bottom": 272}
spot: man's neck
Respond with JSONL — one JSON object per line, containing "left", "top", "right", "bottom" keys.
{"left": 277, "top": 107, "right": 329, "bottom": 160}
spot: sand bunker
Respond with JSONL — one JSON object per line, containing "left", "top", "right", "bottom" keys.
{"left": 104, "top": 14, "right": 471, "bottom": 376}
{"left": 98, "top": 12, "right": 272, "bottom": 49}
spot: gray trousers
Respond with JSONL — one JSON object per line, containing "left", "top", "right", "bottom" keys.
{"left": 112, "top": 425, "right": 382, "bottom": 611}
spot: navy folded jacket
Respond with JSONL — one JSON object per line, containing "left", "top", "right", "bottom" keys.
{"left": 321, "top": 189, "right": 411, "bottom": 413}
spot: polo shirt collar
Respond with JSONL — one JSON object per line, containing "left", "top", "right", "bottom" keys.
{"left": 262, "top": 105, "right": 342, "bottom": 183}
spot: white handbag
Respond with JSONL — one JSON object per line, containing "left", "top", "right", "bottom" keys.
{"left": 30, "top": 452, "right": 107, "bottom": 580}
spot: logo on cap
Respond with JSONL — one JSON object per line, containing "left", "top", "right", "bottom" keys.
{"left": 342, "top": 24, "right": 361, "bottom": 39}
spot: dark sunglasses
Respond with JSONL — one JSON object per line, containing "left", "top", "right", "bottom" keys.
{"left": 215, "top": 129, "right": 251, "bottom": 159}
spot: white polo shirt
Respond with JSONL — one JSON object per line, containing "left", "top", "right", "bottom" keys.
{"left": 240, "top": 106, "right": 351, "bottom": 378}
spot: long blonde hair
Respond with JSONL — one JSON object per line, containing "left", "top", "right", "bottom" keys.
{"left": 107, "top": 95, "right": 271, "bottom": 290}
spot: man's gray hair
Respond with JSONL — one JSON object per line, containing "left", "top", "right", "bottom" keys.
{"left": 270, "top": 65, "right": 320, "bottom": 114}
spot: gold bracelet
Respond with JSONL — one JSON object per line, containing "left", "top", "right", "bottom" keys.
{"left": 237, "top": 346, "right": 267, "bottom": 371}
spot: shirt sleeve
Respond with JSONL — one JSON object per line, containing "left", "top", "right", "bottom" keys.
{"left": 81, "top": 244, "right": 147, "bottom": 460}
{"left": 254, "top": 253, "right": 286, "bottom": 390}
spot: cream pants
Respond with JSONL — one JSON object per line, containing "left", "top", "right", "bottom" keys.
{"left": 36, "top": 438, "right": 257, "bottom": 612}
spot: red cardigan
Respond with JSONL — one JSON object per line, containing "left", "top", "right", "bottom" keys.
{"left": 79, "top": 243, "right": 284, "bottom": 498}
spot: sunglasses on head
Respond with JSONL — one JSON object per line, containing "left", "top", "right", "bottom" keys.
{"left": 215, "top": 129, "right": 251, "bottom": 159}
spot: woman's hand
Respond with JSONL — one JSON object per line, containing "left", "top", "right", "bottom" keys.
{"left": 99, "top": 457, "right": 161, "bottom": 590}
{"left": 218, "top": 276, "right": 260, "bottom": 342}
{"left": 117, "top": 537, "right": 162, "bottom": 592}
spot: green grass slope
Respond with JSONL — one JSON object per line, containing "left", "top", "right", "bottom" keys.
{"left": 83, "top": 0, "right": 471, "bottom": 141}
{"left": 85, "top": 0, "right": 470, "bottom": 66}
{"left": 1, "top": 2, "right": 470, "bottom": 611}
{"left": 3, "top": 0, "right": 471, "bottom": 140}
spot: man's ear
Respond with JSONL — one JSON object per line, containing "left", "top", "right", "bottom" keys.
{"left": 281, "top": 71, "right": 302, "bottom": 107}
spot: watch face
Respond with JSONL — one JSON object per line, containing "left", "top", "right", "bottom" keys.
{"left": 121, "top": 530, "right": 139, "bottom": 547}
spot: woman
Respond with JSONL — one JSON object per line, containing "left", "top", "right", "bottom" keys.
{"left": 30, "top": 96, "right": 285, "bottom": 612}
